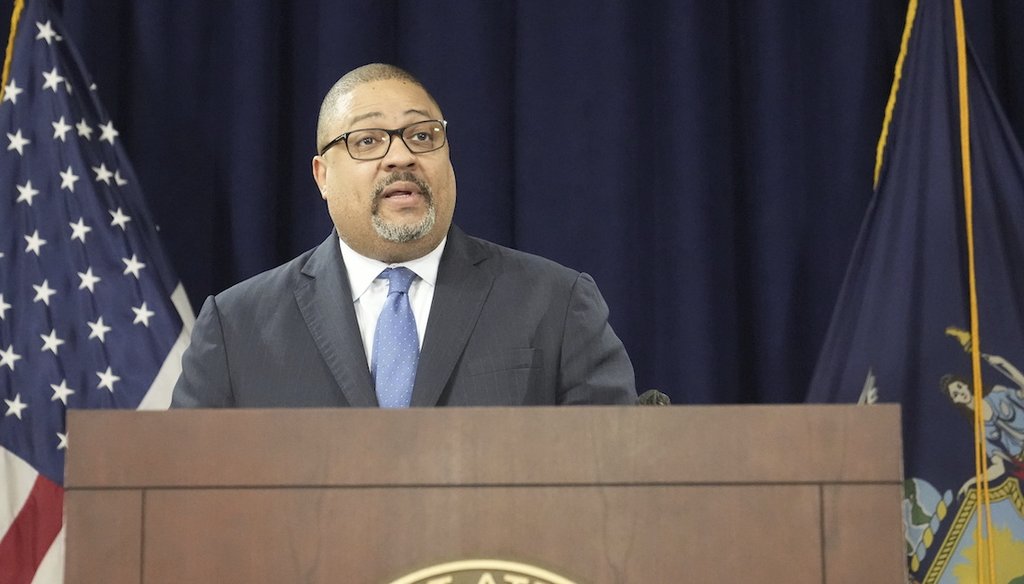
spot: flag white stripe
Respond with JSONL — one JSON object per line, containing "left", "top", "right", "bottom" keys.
{"left": 29, "top": 525, "right": 64, "bottom": 584}
{"left": 137, "top": 284, "right": 194, "bottom": 411}
{"left": 0, "top": 446, "right": 39, "bottom": 536}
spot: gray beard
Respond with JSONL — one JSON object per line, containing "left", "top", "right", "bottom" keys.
{"left": 371, "top": 204, "right": 436, "bottom": 243}
{"left": 370, "top": 171, "right": 436, "bottom": 243}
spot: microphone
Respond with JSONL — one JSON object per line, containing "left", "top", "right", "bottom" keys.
{"left": 636, "top": 389, "right": 671, "bottom": 405}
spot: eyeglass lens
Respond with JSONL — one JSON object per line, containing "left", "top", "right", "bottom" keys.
{"left": 346, "top": 121, "right": 446, "bottom": 160}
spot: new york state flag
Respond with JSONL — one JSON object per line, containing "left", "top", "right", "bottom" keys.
{"left": 807, "top": 0, "right": 1024, "bottom": 582}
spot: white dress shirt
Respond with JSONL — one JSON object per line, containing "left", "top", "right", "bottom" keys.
{"left": 338, "top": 236, "right": 447, "bottom": 369}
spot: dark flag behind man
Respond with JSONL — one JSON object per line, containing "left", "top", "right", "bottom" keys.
{"left": 807, "top": 0, "right": 1024, "bottom": 581}
{"left": 0, "top": 0, "right": 194, "bottom": 582}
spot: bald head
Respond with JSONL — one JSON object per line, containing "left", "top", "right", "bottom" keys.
{"left": 316, "top": 63, "right": 440, "bottom": 152}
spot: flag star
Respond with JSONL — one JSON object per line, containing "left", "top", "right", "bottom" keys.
{"left": 122, "top": 254, "right": 146, "bottom": 278}
{"left": 113, "top": 170, "right": 128, "bottom": 186}
{"left": 0, "top": 294, "right": 10, "bottom": 320}
{"left": 52, "top": 116, "right": 73, "bottom": 141}
{"left": 109, "top": 207, "right": 132, "bottom": 229}
{"left": 92, "top": 163, "right": 113, "bottom": 184}
{"left": 69, "top": 218, "right": 92, "bottom": 242}
{"left": 7, "top": 129, "right": 30, "bottom": 155}
{"left": 42, "top": 67, "right": 64, "bottom": 92}
{"left": 35, "top": 20, "right": 60, "bottom": 44}
{"left": 51, "top": 379, "right": 76, "bottom": 405}
{"left": 4, "top": 394, "right": 27, "bottom": 420}
{"left": 96, "top": 367, "right": 121, "bottom": 392}
{"left": 0, "top": 345, "right": 22, "bottom": 370}
{"left": 60, "top": 165, "right": 80, "bottom": 192}
{"left": 78, "top": 267, "right": 101, "bottom": 292}
{"left": 98, "top": 121, "right": 119, "bottom": 144}
{"left": 132, "top": 302, "right": 155, "bottom": 327}
{"left": 24, "top": 230, "right": 47, "bottom": 255}
{"left": 57, "top": 432, "right": 68, "bottom": 450}
{"left": 40, "top": 329, "right": 66, "bottom": 355}
{"left": 2, "top": 79, "right": 23, "bottom": 104}
{"left": 16, "top": 180, "right": 40, "bottom": 206}
{"left": 33, "top": 280, "right": 57, "bottom": 305}
{"left": 87, "top": 316, "right": 112, "bottom": 342}
{"left": 76, "top": 118, "right": 93, "bottom": 139}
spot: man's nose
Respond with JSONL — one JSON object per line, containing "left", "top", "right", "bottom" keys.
{"left": 381, "top": 135, "right": 417, "bottom": 169}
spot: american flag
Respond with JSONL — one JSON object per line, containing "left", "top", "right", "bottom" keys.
{"left": 0, "top": 0, "right": 194, "bottom": 582}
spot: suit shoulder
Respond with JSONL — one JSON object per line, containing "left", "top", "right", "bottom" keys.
{"left": 213, "top": 246, "right": 317, "bottom": 308}
{"left": 464, "top": 234, "right": 582, "bottom": 283}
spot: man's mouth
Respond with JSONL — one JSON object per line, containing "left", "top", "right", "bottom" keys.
{"left": 371, "top": 173, "right": 433, "bottom": 217}
{"left": 382, "top": 182, "right": 420, "bottom": 199}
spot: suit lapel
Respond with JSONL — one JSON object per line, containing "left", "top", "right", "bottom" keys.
{"left": 294, "top": 233, "right": 378, "bottom": 407}
{"left": 411, "top": 227, "right": 494, "bottom": 406}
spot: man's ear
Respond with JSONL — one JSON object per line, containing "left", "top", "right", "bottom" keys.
{"left": 312, "top": 156, "right": 328, "bottom": 199}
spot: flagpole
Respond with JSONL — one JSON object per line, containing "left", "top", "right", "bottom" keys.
{"left": 0, "top": 0, "right": 26, "bottom": 100}
{"left": 950, "top": 0, "right": 997, "bottom": 581}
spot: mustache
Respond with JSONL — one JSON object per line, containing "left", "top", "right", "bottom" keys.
{"left": 371, "top": 172, "right": 433, "bottom": 205}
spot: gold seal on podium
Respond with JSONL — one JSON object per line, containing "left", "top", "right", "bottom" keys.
{"left": 389, "top": 559, "right": 579, "bottom": 584}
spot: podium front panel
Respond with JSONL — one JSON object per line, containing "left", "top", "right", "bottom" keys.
{"left": 65, "top": 405, "right": 905, "bottom": 583}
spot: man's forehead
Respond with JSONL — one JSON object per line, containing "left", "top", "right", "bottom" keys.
{"left": 336, "top": 80, "right": 440, "bottom": 127}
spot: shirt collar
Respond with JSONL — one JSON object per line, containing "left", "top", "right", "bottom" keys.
{"left": 338, "top": 234, "right": 447, "bottom": 302}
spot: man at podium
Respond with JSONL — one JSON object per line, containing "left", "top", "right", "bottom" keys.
{"left": 172, "top": 63, "right": 636, "bottom": 409}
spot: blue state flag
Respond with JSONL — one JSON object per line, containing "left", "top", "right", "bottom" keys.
{"left": 807, "top": 0, "right": 1024, "bottom": 581}
{"left": 0, "top": 0, "right": 194, "bottom": 582}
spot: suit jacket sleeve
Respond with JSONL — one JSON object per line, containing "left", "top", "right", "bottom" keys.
{"left": 171, "top": 295, "right": 234, "bottom": 407}
{"left": 558, "top": 272, "right": 636, "bottom": 404}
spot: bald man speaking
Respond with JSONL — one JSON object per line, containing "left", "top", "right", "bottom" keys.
{"left": 172, "top": 64, "right": 636, "bottom": 408}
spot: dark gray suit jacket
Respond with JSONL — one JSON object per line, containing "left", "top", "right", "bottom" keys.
{"left": 171, "top": 226, "right": 636, "bottom": 407}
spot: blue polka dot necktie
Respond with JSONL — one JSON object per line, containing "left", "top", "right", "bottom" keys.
{"left": 371, "top": 267, "right": 419, "bottom": 408}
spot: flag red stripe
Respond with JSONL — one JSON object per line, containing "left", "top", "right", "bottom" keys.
{"left": 0, "top": 475, "right": 64, "bottom": 584}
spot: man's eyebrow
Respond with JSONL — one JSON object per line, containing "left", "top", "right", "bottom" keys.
{"left": 349, "top": 111, "right": 383, "bottom": 125}
{"left": 347, "top": 109, "right": 434, "bottom": 127}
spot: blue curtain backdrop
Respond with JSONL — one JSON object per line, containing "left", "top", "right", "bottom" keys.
{"left": 2, "top": 0, "right": 1022, "bottom": 404}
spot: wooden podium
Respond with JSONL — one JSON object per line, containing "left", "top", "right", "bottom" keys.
{"left": 64, "top": 405, "right": 906, "bottom": 583}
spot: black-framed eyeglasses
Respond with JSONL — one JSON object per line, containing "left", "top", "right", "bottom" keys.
{"left": 319, "top": 119, "right": 448, "bottom": 159}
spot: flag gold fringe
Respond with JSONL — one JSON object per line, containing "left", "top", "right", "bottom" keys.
{"left": 950, "top": 0, "right": 997, "bottom": 581}
{"left": 874, "top": 0, "right": 918, "bottom": 188}
{"left": 1, "top": 0, "right": 25, "bottom": 101}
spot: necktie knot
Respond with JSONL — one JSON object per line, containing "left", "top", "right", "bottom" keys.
{"left": 381, "top": 267, "right": 416, "bottom": 295}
